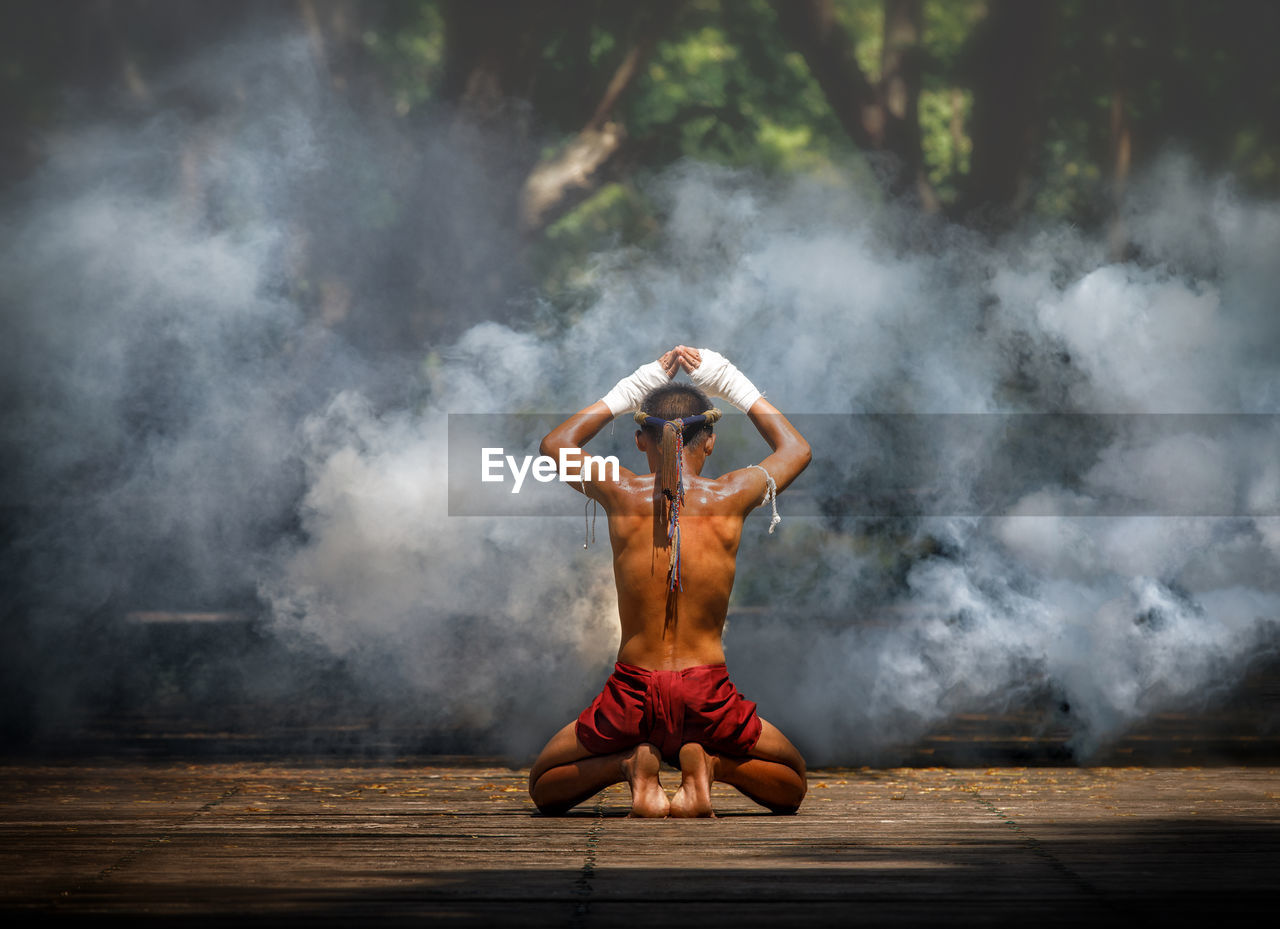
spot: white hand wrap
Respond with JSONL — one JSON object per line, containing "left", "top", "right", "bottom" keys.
{"left": 689, "top": 349, "right": 762, "bottom": 412}
{"left": 600, "top": 360, "right": 671, "bottom": 416}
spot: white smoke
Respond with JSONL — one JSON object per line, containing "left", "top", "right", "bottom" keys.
{"left": 3, "top": 33, "right": 1278, "bottom": 761}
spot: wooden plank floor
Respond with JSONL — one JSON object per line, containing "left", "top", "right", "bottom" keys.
{"left": 2, "top": 760, "right": 1278, "bottom": 926}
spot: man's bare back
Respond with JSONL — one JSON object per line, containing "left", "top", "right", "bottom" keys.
{"left": 609, "top": 469, "right": 748, "bottom": 669}
{"left": 528, "top": 346, "right": 811, "bottom": 817}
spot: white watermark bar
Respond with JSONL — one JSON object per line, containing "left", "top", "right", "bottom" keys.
{"left": 447, "top": 413, "right": 1280, "bottom": 518}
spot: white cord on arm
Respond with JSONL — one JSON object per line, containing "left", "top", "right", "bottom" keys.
{"left": 746, "top": 464, "right": 781, "bottom": 534}
{"left": 689, "top": 349, "right": 762, "bottom": 412}
{"left": 600, "top": 360, "right": 671, "bottom": 415}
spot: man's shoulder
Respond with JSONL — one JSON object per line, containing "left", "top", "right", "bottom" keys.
{"left": 600, "top": 472, "right": 655, "bottom": 512}
{"left": 697, "top": 468, "right": 771, "bottom": 514}
{"left": 675, "top": 470, "right": 764, "bottom": 515}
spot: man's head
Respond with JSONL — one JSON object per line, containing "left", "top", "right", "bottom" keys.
{"left": 637, "top": 383, "right": 716, "bottom": 444}
{"left": 635, "top": 383, "right": 718, "bottom": 478}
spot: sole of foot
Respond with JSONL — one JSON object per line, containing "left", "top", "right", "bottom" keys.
{"left": 670, "top": 742, "right": 716, "bottom": 818}
{"left": 621, "top": 743, "right": 670, "bottom": 818}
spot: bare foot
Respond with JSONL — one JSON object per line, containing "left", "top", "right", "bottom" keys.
{"left": 620, "top": 744, "right": 669, "bottom": 818}
{"left": 670, "top": 743, "right": 716, "bottom": 818}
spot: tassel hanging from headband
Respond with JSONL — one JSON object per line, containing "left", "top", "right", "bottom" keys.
{"left": 634, "top": 408, "right": 722, "bottom": 591}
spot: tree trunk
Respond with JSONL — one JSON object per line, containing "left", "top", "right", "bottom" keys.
{"left": 1106, "top": 1, "right": 1135, "bottom": 261}
{"left": 961, "top": 0, "right": 1055, "bottom": 222}
{"left": 770, "top": 0, "right": 938, "bottom": 211}
{"left": 519, "top": 122, "right": 627, "bottom": 234}
{"left": 440, "top": 0, "right": 548, "bottom": 133}
{"left": 879, "top": 0, "right": 938, "bottom": 210}
{"left": 517, "top": 1, "right": 683, "bottom": 235}
{"left": 770, "top": 0, "right": 883, "bottom": 149}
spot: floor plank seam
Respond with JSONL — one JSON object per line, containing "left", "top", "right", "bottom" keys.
{"left": 570, "top": 798, "right": 605, "bottom": 927}
{"left": 959, "top": 783, "right": 1127, "bottom": 917}
{"left": 49, "top": 777, "right": 247, "bottom": 909}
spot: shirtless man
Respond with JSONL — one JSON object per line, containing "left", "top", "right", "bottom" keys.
{"left": 528, "top": 346, "right": 811, "bottom": 817}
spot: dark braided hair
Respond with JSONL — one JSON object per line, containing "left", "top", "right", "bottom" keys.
{"left": 635, "top": 383, "right": 722, "bottom": 592}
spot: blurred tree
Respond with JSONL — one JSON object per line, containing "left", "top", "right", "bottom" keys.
{"left": 959, "top": 0, "right": 1055, "bottom": 222}
{"left": 3, "top": 0, "right": 1279, "bottom": 328}
{"left": 1105, "top": 0, "right": 1136, "bottom": 259}
{"left": 516, "top": 1, "right": 684, "bottom": 234}
{"left": 770, "top": 0, "right": 939, "bottom": 210}
{"left": 296, "top": 0, "right": 394, "bottom": 115}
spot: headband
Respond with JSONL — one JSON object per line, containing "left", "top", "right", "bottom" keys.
{"left": 632, "top": 408, "right": 723, "bottom": 429}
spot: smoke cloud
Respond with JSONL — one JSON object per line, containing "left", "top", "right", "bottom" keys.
{"left": 3, "top": 30, "right": 1278, "bottom": 762}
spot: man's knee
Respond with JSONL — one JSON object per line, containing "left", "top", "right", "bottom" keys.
{"left": 529, "top": 782, "right": 564, "bottom": 815}
{"left": 768, "top": 783, "right": 806, "bottom": 815}
{"left": 767, "top": 770, "right": 807, "bottom": 814}
{"left": 528, "top": 770, "right": 592, "bottom": 815}
{"left": 528, "top": 774, "right": 561, "bottom": 813}
{"left": 532, "top": 800, "right": 575, "bottom": 816}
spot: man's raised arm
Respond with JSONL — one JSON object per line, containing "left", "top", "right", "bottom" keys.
{"left": 539, "top": 349, "right": 682, "bottom": 497}
{"left": 680, "top": 346, "right": 811, "bottom": 494}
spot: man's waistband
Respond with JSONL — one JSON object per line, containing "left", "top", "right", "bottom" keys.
{"left": 612, "top": 660, "right": 729, "bottom": 678}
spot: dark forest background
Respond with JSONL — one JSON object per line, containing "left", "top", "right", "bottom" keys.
{"left": 5, "top": 0, "right": 1278, "bottom": 347}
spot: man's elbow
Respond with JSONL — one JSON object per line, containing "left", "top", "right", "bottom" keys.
{"left": 795, "top": 439, "right": 812, "bottom": 471}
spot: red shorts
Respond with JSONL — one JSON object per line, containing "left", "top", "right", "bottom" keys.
{"left": 575, "top": 662, "right": 763, "bottom": 765}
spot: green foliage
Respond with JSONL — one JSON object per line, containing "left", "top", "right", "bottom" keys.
{"left": 831, "top": 0, "right": 885, "bottom": 78}
{"left": 365, "top": 1, "right": 446, "bottom": 115}
{"left": 919, "top": 88, "right": 971, "bottom": 201}
{"left": 1027, "top": 0, "right": 1280, "bottom": 220}
{"left": 627, "top": 2, "right": 851, "bottom": 173}
{"left": 531, "top": 182, "right": 658, "bottom": 307}
{"left": 11, "top": 0, "right": 1277, "bottom": 326}
{"left": 919, "top": 1, "right": 985, "bottom": 202}
{"left": 528, "top": 0, "right": 867, "bottom": 302}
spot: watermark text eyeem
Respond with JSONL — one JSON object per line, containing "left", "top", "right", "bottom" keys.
{"left": 481, "top": 447, "right": 620, "bottom": 493}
